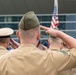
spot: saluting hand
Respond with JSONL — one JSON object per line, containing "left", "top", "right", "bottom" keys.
{"left": 40, "top": 25, "right": 59, "bottom": 37}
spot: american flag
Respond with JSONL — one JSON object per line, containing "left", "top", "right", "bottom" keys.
{"left": 51, "top": 0, "right": 59, "bottom": 28}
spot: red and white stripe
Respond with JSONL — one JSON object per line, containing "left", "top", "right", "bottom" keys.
{"left": 51, "top": 15, "right": 59, "bottom": 28}
{"left": 50, "top": 0, "right": 59, "bottom": 28}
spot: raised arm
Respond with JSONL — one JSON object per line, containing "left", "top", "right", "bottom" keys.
{"left": 40, "top": 25, "right": 76, "bottom": 48}
{"left": 10, "top": 38, "right": 20, "bottom": 49}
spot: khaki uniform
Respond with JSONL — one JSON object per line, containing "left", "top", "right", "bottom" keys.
{"left": 0, "top": 46, "right": 8, "bottom": 56}
{"left": 0, "top": 44, "right": 76, "bottom": 75}
{"left": 0, "top": 27, "right": 14, "bottom": 56}
{"left": 50, "top": 47, "right": 72, "bottom": 75}
{"left": 59, "top": 68, "right": 76, "bottom": 75}
{"left": 71, "top": 68, "right": 76, "bottom": 75}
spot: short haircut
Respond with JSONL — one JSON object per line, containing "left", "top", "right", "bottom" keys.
{"left": 0, "top": 38, "right": 9, "bottom": 44}
{"left": 48, "top": 37, "right": 63, "bottom": 44}
{"left": 19, "top": 26, "right": 40, "bottom": 40}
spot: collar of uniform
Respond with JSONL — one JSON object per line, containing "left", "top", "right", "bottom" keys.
{"left": 18, "top": 43, "right": 37, "bottom": 50}
{"left": 0, "top": 46, "right": 7, "bottom": 50}
{"left": 49, "top": 47, "right": 60, "bottom": 51}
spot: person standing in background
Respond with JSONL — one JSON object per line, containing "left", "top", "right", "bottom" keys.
{"left": 0, "top": 28, "right": 14, "bottom": 56}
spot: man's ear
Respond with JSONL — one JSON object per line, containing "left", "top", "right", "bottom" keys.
{"left": 6, "top": 38, "right": 10, "bottom": 45}
{"left": 16, "top": 30, "right": 20, "bottom": 40}
{"left": 48, "top": 39, "right": 51, "bottom": 46}
{"left": 5, "top": 38, "right": 10, "bottom": 48}
{"left": 37, "top": 31, "right": 40, "bottom": 40}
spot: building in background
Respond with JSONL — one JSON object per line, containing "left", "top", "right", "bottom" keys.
{"left": 0, "top": 0, "right": 76, "bottom": 42}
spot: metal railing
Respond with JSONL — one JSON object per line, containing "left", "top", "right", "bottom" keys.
{"left": 0, "top": 14, "right": 76, "bottom": 42}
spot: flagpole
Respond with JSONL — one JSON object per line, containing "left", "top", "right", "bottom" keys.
{"left": 50, "top": 0, "right": 59, "bottom": 28}
{"left": 54, "top": 0, "right": 58, "bottom": 13}
{"left": 49, "top": 0, "right": 59, "bottom": 38}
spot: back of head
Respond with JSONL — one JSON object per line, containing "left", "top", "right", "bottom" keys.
{"left": 0, "top": 38, "right": 9, "bottom": 44}
{"left": 19, "top": 11, "right": 40, "bottom": 30}
{"left": 48, "top": 36, "right": 63, "bottom": 49}
{"left": 48, "top": 26, "right": 63, "bottom": 45}
{"left": 48, "top": 37, "right": 62, "bottom": 44}
{"left": 18, "top": 11, "right": 40, "bottom": 42}
{"left": 0, "top": 28, "right": 14, "bottom": 43}
{"left": 0, "top": 28, "right": 14, "bottom": 48}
